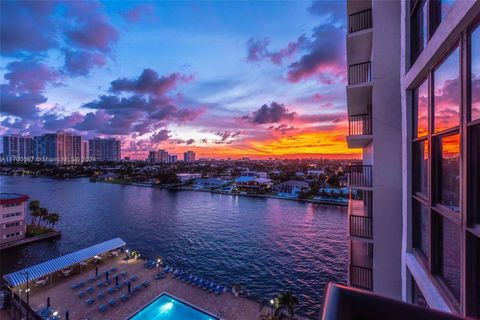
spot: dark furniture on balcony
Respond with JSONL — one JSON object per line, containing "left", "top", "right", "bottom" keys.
{"left": 321, "top": 283, "right": 466, "bottom": 320}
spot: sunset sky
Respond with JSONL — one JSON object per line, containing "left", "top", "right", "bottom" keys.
{"left": 0, "top": 1, "right": 361, "bottom": 159}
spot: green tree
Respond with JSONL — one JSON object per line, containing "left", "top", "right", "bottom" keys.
{"left": 28, "top": 200, "right": 41, "bottom": 225}
{"left": 274, "top": 292, "right": 299, "bottom": 319}
{"left": 47, "top": 213, "right": 60, "bottom": 229}
{"left": 38, "top": 208, "right": 49, "bottom": 227}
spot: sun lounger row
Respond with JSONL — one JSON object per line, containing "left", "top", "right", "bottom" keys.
{"left": 97, "top": 280, "right": 150, "bottom": 313}
{"left": 172, "top": 270, "right": 226, "bottom": 295}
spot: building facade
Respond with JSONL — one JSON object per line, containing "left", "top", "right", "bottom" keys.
{"left": 183, "top": 150, "right": 196, "bottom": 162}
{"left": 2, "top": 135, "right": 34, "bottom": 162}
{"left": 88, "top": 138, "right": 121, "bottom": 162}
{"left": 0, "top": 193, "right": 29, "bottom": 245}
{"left": 34, "top": 132, "right": 83, "bottom": 164}
{"left": 400, "top": 0, "right": 480, "bottom": 317}
{"left": 345, "top": 0, "right": 403, "bottom": 300}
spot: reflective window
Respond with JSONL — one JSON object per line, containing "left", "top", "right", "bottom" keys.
{"left": 413, "top": 200, "right": 429, "bottom": 259}
{"left": 411, "top": 1, "right": 428, "bottom": 63}
{"left": 438, "top": 134, "right": 460, "bottom": 212}
{"left": 414, "top": 140, "right": 429, "bottom": 196}
{"left": 440, "top": 216, "right": 461, "bottom": 300}
{"left": 434, "top": 47, "right": 460, "bottom": 132}
{"left": 471, "top": 24, "right": 480, "bottom": 121}
{"left": 414, "top": 80, "right": 429, "bottom": 138}
{"left": 469, "top": 125, "right": 480, "bottom": 224}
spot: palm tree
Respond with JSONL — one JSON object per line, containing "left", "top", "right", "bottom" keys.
{"left": 47, "top": 213, "right": 60, "bottom": 229}
{"left": 38, "top": 208, "right": 49, "bottom": 227}
{"left": 28, "top": 200, "right": 40, "bottom": 225}
{"left": 274, "top": 292, "right": 299, "bottom": 319}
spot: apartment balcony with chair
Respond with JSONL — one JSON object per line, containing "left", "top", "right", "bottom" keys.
{"left": 347, "top": 113, "right": 372, "bottom": 148}
{"left": 348, "top": 165, "right": 372, "bottom": 188}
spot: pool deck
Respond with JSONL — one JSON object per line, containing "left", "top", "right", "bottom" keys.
{"left": 27, "top": 256, "right": 263, "bottom": 320}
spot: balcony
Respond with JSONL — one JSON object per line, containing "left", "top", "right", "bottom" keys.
{"left": 348, "top": 62, "right": 371, "bottom": 86}
{"left": 348, "top": 9, "right": 372, "bottom": 34}
{"left": 349, "top": 264, "right": 373, "bottom": 290}
{"left": 321, "top": 283, "right": 464, "bottom": 320}
{"left": 347, "top": 114, "right": 372, "bottom": 148}
{"left": 348, "top": 165, "right": 372, "bottom": 188}
{"left": 349, "top": 215, "right": 373, "bottom": 239}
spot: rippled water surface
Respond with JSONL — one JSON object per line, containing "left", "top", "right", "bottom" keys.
{"left": 1, "top": 176, "right": 347, "bottom": 318}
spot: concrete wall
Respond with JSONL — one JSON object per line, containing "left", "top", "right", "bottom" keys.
{"left": 0, "top": 201, "right": 27, "bottom": 244}
{"left": 371, "top": 0, "right": 403, "bottom": 300}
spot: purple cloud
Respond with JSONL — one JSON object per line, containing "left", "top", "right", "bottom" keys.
{"left": 246, "top": 36, "right": 305, "bottom": 65}
{"left": 243, "top": 102, "right": 296, "bottom": 124}
{"left": 122, "top": 4, "right": 155, "bottom": 24}
{"left": 0, "top": 90, "right": 46, "bottom": 118}
{"left": 110, "top": 69, "right": 193, "bottom": 96}
{"left": 64, "top": 50, "right": 106, "bottom": 76}
{"left": 150, "top": 129, "right": 171, "bottom": 143}
{"left": 215, "top": 131, "right": 241, "bottom": 141}
{"left": 4, "top": 59, "right": 60, "bottom": 93}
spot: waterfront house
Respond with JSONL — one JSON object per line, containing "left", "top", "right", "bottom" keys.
{"left": 193, "top": 178, "right": 229, "bottom": 189}
{"left": 240, "top": 170, "right": 268, "bottom": 178}
{"left": 98, "top": 173, "right": 119, "bottom": 181}
{"left": 234, "top": 176, "right": 272, "bottom": 193}
{"left": 0, "top": 193, "right": 29, "bottom": 245}
{"left": 176, "top": 173, "right": 202, "bottom": 183}
{"left": 272, "top": 180, "right": 310, "bottom": 197}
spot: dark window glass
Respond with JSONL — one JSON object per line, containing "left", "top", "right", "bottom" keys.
{"left": 471, "top": 24, "right": 480, "bottom": 121}
{"left": 440, "top": 216, "right": 461, "bottom": 301}
{"left": 413, "top": 200, "right": 429, "bottom": 258}
{"left": 437, "top": 134, "right": 460, "bottom": 212}
{"left": 414, "top": 140, "right": 429, "bottom": 196}
{"left": 466, "top": 233, "right": 480, "bottom": 318}
{"left": 414, "top": 80, "right": 429, "bottom": 138}
{"left": 412, "top": 276, "right": 429, "bottom": 308}
{"left": 469, "top": 125, "right": 480, "bottom": 224}
{"left": 434, "top": 47, "right": 460, "bottom": 132}
{"left": 411, "top": 1, "right": 428, "bottom": 63}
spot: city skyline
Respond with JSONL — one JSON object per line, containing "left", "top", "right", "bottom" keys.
{"left": 0, "top": 1, "right": 360, "bottom": 160}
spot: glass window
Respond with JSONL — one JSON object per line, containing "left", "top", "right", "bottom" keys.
{"left": 437, "top": 134, "right": 460, "bottom": 212}
{"left": 434, "top": 47, "right": 460, "bottom": 132}
{"left": 440, "top": 216, "right": 461, "bottom": 301}
{"left": 412, "top": 276, "right": 429, "bottom": 308}
{"left": 414, "top": 80, "right": 429, "bottom": 138}
{"left": 469, "top": 125, "right": 480, "bottom": 224}
{"left": 411, "top": 1, "right": 428, "bottom": 63}
{"left": 471, "top": 24, "right": 480, "bottom": 121}
{"left": 414, "top": 140, "right": 429, "bottom": 196}
{"left": 413, "top": 200, "right": 430, "bottom": 258}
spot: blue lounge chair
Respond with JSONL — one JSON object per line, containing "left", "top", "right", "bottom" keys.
{"left": 142, "top": 280, "right": 150, "bottom": 287}
{"left": 120, "top": 271, "right": 127, "bottom": 277}
{"left": 96, "top": 281, "right": 105, "bottom": 288}
{"left": 99, "top": 304, "right": 107, "bottom": 313}
{"left": 120, "top": 294, "right": 129, "bottom": 302}
{"left": 108, "top": 299, "right": 117, "bottom": 307}
{"left": 123, "top": 280, "right": 130, "bottom": 286}
{"left": 97, "top": 292, "right": 105, "bottom": 300}
{"left": 86, "top": 297, "right": 95, "bottom": 305}
{"left": 115, "top": 283, "right": 123, "bottom": 290}
{"left": 107, "top": 287, "right": 116, "bottom": 294}
{"left": 86, "top": 287, "right": 94, "bottom": 293}
{"left": 130, "top": 275, "right": 138, "bottom": 282}
{"left": 78, "top": 290, "right": 86, "bottom": 298}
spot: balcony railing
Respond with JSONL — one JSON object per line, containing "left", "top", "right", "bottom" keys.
{"left": 349, "top": 264, "right": 373, "bottom": 290}
{"left": 349, "top": 114, "right": 372, "bottom": 136}
{"left": 349, "top": 215, "right": 373, "bottom": 239}
{"left": 348, "top": 62, "right": 371, "bottom": 86}
{"left": 348, "top": 9, "right": 372, "bottom": 33}
{"left": 348, "top": 165, "right": 372, "bottom": 187}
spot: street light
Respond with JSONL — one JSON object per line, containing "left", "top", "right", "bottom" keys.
{"left": 156, "top": 258, "right": 162, "bottom": 280}
{"left": 21, "top": 271, "right": 30, "bottom": 320}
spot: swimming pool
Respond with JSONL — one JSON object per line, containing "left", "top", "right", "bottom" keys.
{"left": 128, "top": 293, "right": 219, "bottom": 320}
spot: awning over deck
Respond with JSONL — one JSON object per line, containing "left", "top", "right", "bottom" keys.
{"left": 3, "top": 238, "right": 126, "bottom": 287}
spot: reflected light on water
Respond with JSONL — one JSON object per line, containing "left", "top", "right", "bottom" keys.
{"left": 159, "top": 302, "right": 173, "bottom": 313}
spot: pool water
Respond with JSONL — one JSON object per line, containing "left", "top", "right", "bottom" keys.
{"left": 128, "top": 293, "right": 218, "bottom": 320}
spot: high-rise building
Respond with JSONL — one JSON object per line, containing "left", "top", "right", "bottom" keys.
{"left": 400, "top": 1, "right": 479, "bottom": 317}
{"left": 345, "top": 0, "right": 403, "bottom": 300}
{"left": 88, "top": 138, "right": 121, "bottom": 162}
{"left": 183, "top": 150, "right": 196, "bottom": 162}
{"left": 2, "top": 135, "right": 34, "bottom": 162}
{"left": 148, "top": 151, "right": 158, "bottom": 164}
{"left": 159, "top": 150, "right": 169, "bottom": 163}
{"left": 34, "top": 131, "right": 83, "bottom": 164}
{"left": 168, "top": 154, "right": 177, "bottom": 163}
{"left": 345, "top": 0, "right": 480, "bottom": 318}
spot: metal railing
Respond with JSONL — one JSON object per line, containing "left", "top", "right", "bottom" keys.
{"left": 349, "top": 215, "right": 373, "bottom": 239}
{"left": 348, "top": 165, "right": 372, "bottom": 187}
{"left": 348, "top": 9, "right": 372, "bottom": 33}
{"left": 349, "top": 264, "right": 373, "bottom": 290}
{"left": 348, "top": 114, "right": 372, "bottom": 136}
{"left": 348, "top": 62, "right": 371, "bottom": 85}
